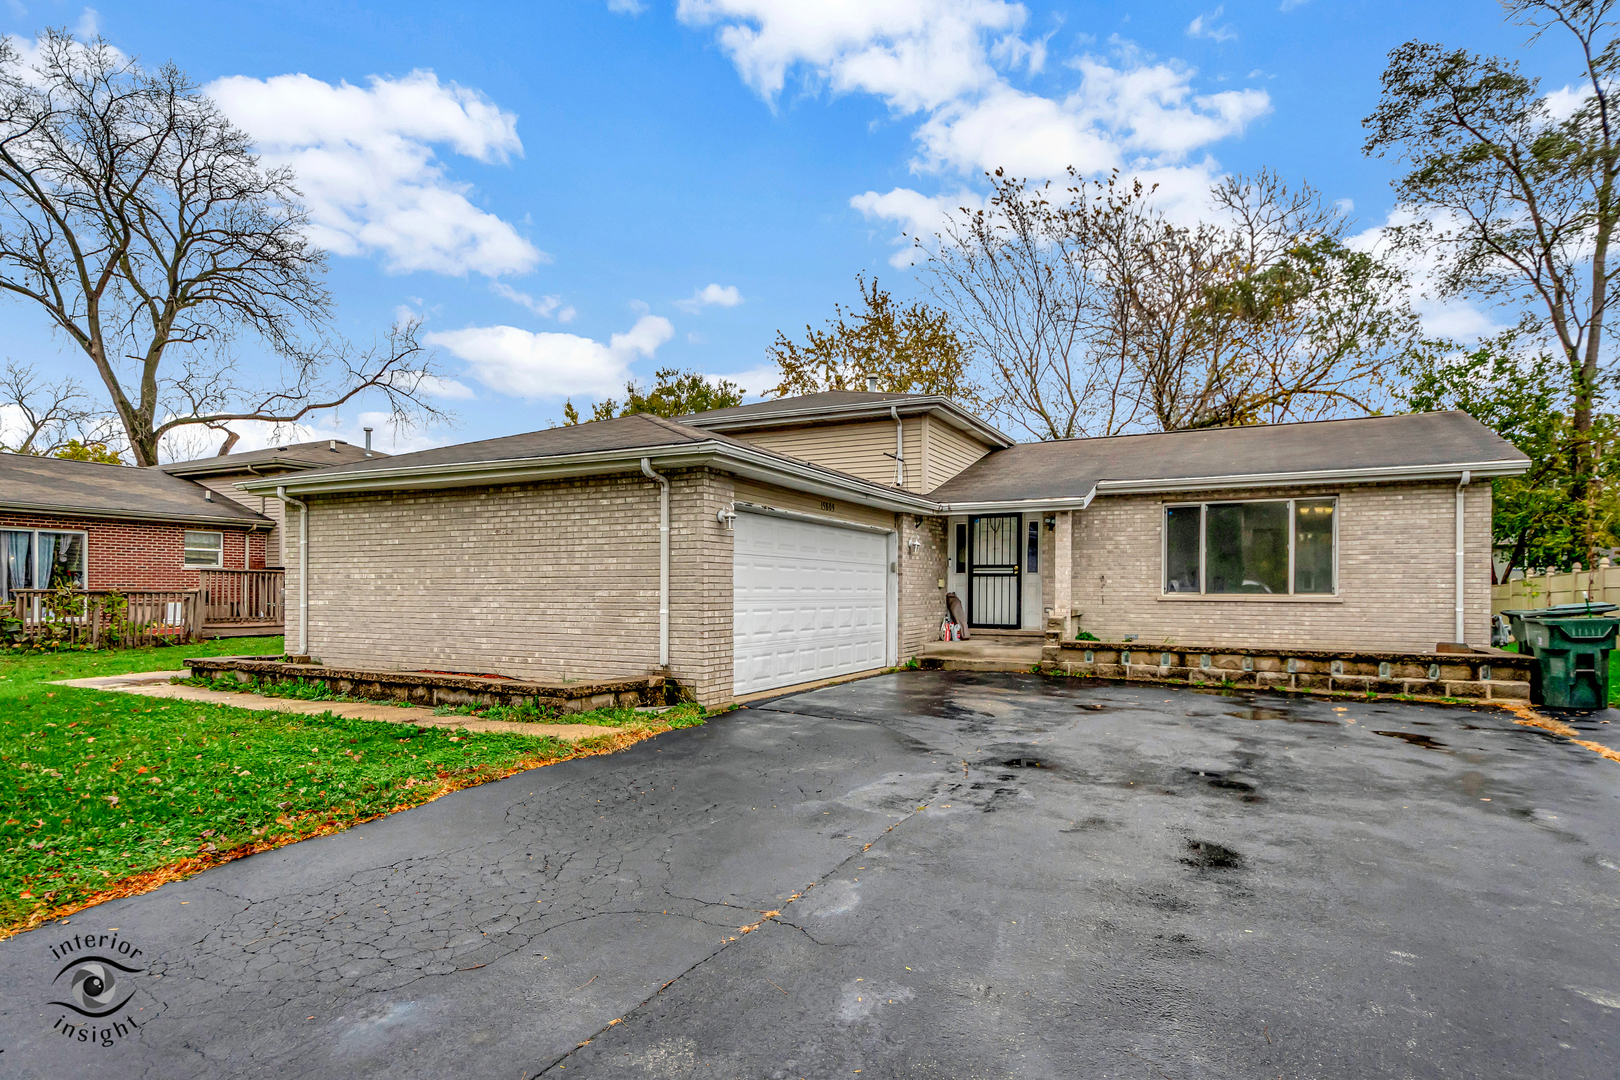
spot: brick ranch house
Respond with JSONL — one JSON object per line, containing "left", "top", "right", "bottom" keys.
{"left": 0, "top": 453, "right": 274, "bottom": 603}
{"left": 3, "top": 440, "right": 382, "bottom": 636}
{"left": 238, "top": 392, "right": 1530, "bottom": 707}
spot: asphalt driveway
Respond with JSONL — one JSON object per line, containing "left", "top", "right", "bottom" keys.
{"left": 3, "top": 671, "right": 1618, "bottom": 1078}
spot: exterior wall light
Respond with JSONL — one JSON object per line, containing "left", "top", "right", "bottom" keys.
{"left": 717, "top": 507, "right": 737, "bottom": 530}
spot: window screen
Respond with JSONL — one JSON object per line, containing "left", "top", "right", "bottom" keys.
{"left": 1164, "top": 506, "right": 1201, "bottom": 592}
{"left": 183, "top": 530, "right": 224, "bottom": 568}
{"left": 36, "top": 531, "right": 85, "bottom": 589}
{"left": 1293, "top": 499, "right": 1335, "bottom": 594}
{"left": 2, "top": 530, "right": 32, "bottom": 601}
{"left": 954, "top": 523, "right": 967, "bottom": 573}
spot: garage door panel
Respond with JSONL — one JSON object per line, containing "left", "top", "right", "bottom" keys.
{"left": 733, "top": 513, "right": 889, "bottom": 696}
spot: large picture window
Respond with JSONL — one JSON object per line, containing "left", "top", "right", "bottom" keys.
{"left": 0, "top": 529, "right": 87, "bottom": 601}
{"left": 1163, "top": 498, "right": 1336, "bottom": 596}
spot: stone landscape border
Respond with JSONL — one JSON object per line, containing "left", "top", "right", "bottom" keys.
{"left": 1040, "top": 640, "right": 1533, "bottom": 703}
{"left": 185, "top": 656, "right": 670, "bottom": 714}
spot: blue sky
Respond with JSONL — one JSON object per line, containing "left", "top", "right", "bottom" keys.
{"left": 0, "top": 1, "right": 1578, "bottom": 457}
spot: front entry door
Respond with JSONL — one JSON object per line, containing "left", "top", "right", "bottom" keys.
{"left": 968, "top": 514, "right": 1021, "bottom": 628}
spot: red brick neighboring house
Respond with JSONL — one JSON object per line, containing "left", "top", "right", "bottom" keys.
{"left": 0, "top": 452, "right": 274, "bottom": 601}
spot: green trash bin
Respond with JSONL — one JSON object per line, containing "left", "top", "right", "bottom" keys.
{"left": 1501, "top": 601, "right": 1617, "bottom": 650}
{"left": 1518, "top": 613, "right": 1620, "bottom": 709}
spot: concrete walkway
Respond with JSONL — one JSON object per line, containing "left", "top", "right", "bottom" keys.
{"left": 53, "top": 670, "right": 610, "bottom": 740}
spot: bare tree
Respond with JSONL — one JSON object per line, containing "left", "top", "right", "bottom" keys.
{"left": 0, "top": 31, "right": 448, "bottom": 466}
{"left": 0, "top": 359, "right": 118, "bottom": 456}
{"left": 918, "top": 170, "right": 1146, "bottom": 441}
{"left": 917, "top": 168, "right": 1412, "bottom": 439}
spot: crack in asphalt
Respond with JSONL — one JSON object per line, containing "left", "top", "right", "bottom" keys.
{"left": 532, "top": 795, "right": 939, "bottom": 1075}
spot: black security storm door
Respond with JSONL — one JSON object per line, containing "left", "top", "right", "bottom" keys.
{"left": 968, "top": 514, "right": 1021, "bottom": 628}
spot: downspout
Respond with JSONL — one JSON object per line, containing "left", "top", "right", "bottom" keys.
{"left": 890, "top": 406, "right": 905, "bottom": 488}
{"left": 1455, "top": 470, "right": 1471, "bottom": 644}
{"left": 275, "top": 485, "right": 309, "bottom": 658}
{"left": 640, "top": 458, "right": 670, "bottom": 669}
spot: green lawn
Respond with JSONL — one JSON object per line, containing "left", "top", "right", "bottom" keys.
{"left": 0, "top": 638, "right": 702, "bottom": 935}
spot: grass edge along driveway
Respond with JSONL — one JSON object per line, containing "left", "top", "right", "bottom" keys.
{"left": 0, "top": 638, "right": 708, "bottom": 937}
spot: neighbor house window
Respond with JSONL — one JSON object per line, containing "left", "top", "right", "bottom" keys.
{"left": 1, "top": 528, "right": 87, "bottom": 600}
{"left": 1163, "top": 498, "right": 1336, "bottom": 595}
{"left": 1026, "top": 519, "right": 1039, "bottom": 573}
{"left": 183, "top": 530, "right": 224, "bottom": 568}
{"left": 954, "top": 523, "right": 967, "bottom": 574}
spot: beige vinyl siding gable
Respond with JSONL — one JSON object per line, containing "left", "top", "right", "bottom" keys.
{"left": 727, "top": 414, "right": 994, "bottom": 494}
{"left": 919, "top": 416, "right": 993, "bottom": 492}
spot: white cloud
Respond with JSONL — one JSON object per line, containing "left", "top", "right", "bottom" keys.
{"left": 207, "top": 70, "right": 543, "bottom": 276}
{"left": 674, "top": 283, "right": 743, "bottom": 313}
{"left": 1348, "top": 207, "right": 1511, "bottom": 341}
{"left": 156, "top": 411, "right": 453, "bottom": 464}
{"left": 491, "top": 282, "right": 577, "bottom": 322}
{"left": 683, "top": 5, "right": 1270, "bottom": 252}
{"left": 608, "top": 0, "right": 647, "bottom": 12}
{"left": 1544, "top": 83, "right": 1590, "bottom": 122}
{"left": 1186, "top": 7, "right": 1236, "bottom": 43}
{"left": 676, "top": 0, "right": 1024, "bottom": 113}
{"left": 427, "top": 315, "right": 675, "bottom": 399}
{"left": 74, "top": 7, "right": 99, "bottom": 37}
{"left": 850, "top": 186, "right": 987, "bottom": 266}
{"left": 709, "top": 363, "right": 782, "bottom": 399}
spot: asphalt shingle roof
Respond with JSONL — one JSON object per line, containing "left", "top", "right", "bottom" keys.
{"left": 161, "top": 439, "right": 384, "bottom": 476}
{"left": 929, "top": 411, "right": 1530, "bottom": 504}
{"left": 0, "top": 453, "right": 270, "bottom": 525}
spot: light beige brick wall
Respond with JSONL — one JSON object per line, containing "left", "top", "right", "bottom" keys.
{"left": 730, "top": 478, "right": 895, "bottom": 529}
{"left": 1069, "top": 481, "right": 1494, "bottom": 651}
{"left": 300, "top": 472, "right": 666, "bottom": 683}
{"left": 899, "top": 514, "right": 948, "bottom": 658}
{"left": 671, "top": 469, "right": 735, "bottom": 705}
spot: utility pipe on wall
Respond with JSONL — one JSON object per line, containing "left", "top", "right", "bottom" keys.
{"left": 640, "top": 458, "right": 670, "bottom": 669}
{"left": 275, "top": 485, "right": 310, "bottom": 657}
{"left": 1455, "top": 470, "right": 1471, "bottom": 644}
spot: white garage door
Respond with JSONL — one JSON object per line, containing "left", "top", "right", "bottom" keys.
{"left": 733, "top": 511, "right": 890, "bottom": 696}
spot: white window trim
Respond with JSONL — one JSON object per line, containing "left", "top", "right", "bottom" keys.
{"left": 183, "top": 529, "right": 225, "bottom": 570}
{"left": 0, "top": 527, "right": 89, "bottom": 592}
{"left": 1160, "top": 496, "right": 1339, "bottom": 598}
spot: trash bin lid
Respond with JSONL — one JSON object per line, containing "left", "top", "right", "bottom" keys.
{"left": 1515, "top": 601, "right": 1618, "bottom": 618}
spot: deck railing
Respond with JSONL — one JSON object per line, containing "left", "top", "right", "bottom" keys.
{"left": 6, "top": 588, "right": 201, "bottom": 648}
{"left": 199, "top": 569, "right": 284, "bottom": 628}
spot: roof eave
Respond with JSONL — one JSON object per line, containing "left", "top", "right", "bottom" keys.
{"left": 1091, "top": 458, "right": 1530, "bottom": 495}
{"left": 683, "top": 397, "right": 1014, "bottom": 448}
{"left": 0, "top": 501, "right": 273, "bottom": 528}
{"left": 239, "top": 441, "right": 940, "bottom": 514}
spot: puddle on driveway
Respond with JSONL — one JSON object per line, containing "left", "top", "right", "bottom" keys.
{"left": 1227, "top": 707, "right": 1339, "bottom": 726}
{"left": 1373, "top": 730, "right": 1450, "bottom": 752}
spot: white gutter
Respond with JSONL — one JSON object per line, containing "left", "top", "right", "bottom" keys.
{"left": 275, "top": 485, "right": 309, "bottom": 657}
{"left": 681, "top": 396, "right": 1014, "bottom": 447}
{"left": 1092, "top": 458, "right": 1528, "bottom": 495}
{"left": 890, "top": 405, "right": 905, "bottom": 487}
{"left": 241, "top": 440, "right": 939, "bottom": 514}
{"left": 640, "top": 458, "right": 670, "bottom": 669}
{"left": 0, "top": 501, "right": 274, "bottom": 529}
{"left": 1456, "top": 470, "right": 1471, "bottom": 643}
